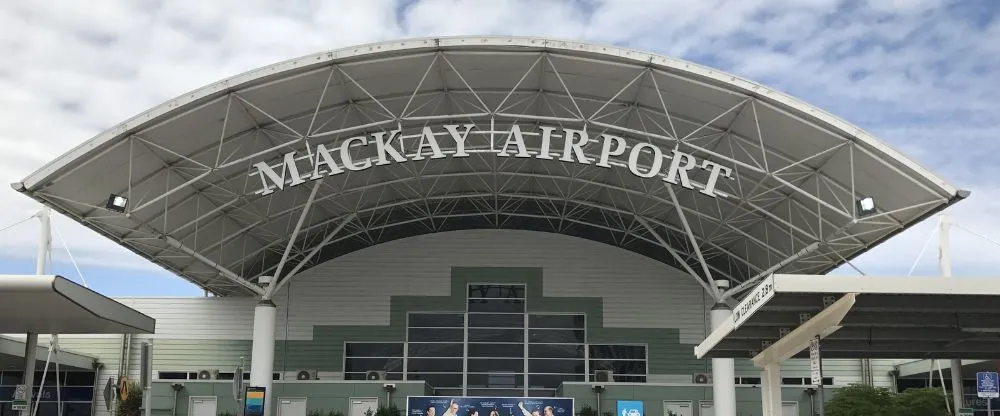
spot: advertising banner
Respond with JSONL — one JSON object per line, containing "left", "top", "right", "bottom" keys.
{"left": 243, "top": 387, "right": 266, "bottom": 416}
{"left": 406, "top": 396, "right": 574, "bottom": 416}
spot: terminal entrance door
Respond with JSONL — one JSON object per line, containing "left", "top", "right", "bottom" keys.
{"left": 350, "top": 398, "right": 378, "bottom": 416}
{"left": 662, "top": 400, "right": 693, "bottom": 416}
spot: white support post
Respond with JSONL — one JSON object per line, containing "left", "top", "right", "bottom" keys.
{"left": 710, "top": 303, "right": 737, "bottom": 416}
{"left": 21, "top": 207, "right": 50, "bottom": 416}
{"left": 250, "top": 300, "right": 277, "bottom": 416}
{"left": 940, "top": 215, "right": 965, "bottom": 411}
{"left": 760, "top": 363, "right": 782, "bottom": 416}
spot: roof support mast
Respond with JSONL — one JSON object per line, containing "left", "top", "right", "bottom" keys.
{"left": 941, "top": 215, "right": 964, "bottom": 414}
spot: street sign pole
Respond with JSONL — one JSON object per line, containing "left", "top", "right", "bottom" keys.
{"left": 810, "top": 336, "right": 825, "bottom": 416}
{"left": 977, "top": 371, "right": 999, "bottom": 415}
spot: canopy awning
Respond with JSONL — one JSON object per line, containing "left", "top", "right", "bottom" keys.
{"left": 0, "top": 275, "right": 155, "bottom": 334}
{"left": 13, "top": 36, "right": 967, "bottom": 297}
{"left": 696, "top": 274, "right": 1000, "bottom": 361}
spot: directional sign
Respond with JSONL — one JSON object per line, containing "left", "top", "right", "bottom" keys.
{"left": 977, "top": 372, "right": 999, "bottom": 399}
{"left": 104, "top": 377, "right": 116, "bottom": 412}
{"left": 12, "top": 384, "right": 27, "bottom": 411}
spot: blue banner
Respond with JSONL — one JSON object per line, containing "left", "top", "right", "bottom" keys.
{"left": 0, "top": 386, "right": 94, "bottom": 402}
{"left": 406, "top": 396, "right": 574, "bottom": 416}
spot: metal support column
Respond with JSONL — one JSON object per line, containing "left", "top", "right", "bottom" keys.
{"left": 940, "top": 215, "right": 965, "bottom": 411}
{"left": 710, "top": 303, "right": 737, "bottom": 416}
{"left": 20, "top": 207, "right": 50, "bottom": 416}
{"left": 250, "top": 300, "right": 277, "bottom": 416}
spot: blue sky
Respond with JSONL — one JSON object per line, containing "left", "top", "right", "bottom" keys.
{"left": 0, "top": 0, "right": 998, "bottom": 297}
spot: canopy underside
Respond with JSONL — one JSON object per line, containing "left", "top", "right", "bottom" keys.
{"left": 15, "top": 37, "right": 963, "bottom": 297}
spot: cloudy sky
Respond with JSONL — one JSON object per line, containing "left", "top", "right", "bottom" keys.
{"left": 0, "top": 0, "right": 997, "bottom": 296}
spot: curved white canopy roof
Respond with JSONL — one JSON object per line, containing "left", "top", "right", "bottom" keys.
{"left": 14, "top": 36, "right": 966, "bottom": 297}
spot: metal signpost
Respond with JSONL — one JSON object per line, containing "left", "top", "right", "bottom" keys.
{"left": 810, "top": 337, "right": 825, "bottom": 416}
{"left": 978, "top": 372, "right": 999, "bottom": 414}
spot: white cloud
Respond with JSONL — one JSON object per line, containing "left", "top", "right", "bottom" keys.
{"left": 0, "top": 0, "right": 997, "bottom": 290}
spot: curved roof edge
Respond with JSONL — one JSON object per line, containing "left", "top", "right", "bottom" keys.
{"left": 16, "top": 35, "right": 961, "bottom": 199}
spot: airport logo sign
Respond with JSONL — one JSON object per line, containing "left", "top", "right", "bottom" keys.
{"left": 249, "top": 123, "right": 734, "bottom": 197}
{"left": 733, "top": 274, "right": 775, "bottom": 329}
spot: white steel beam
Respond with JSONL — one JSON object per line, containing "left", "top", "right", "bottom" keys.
{"left": 266, "top": 213, "right": 357, "bottom": 296}
{"left": 164, "top": 235, "right": 263, "bottom": 295}
{"left": 264, "top": 179, "right": 322, "bottom": 299}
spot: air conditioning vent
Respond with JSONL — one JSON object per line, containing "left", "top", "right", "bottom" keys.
{"left": 594, "top": 370, "right": 613, "bottom": 383}
{"left": 197, "top": 370, "right": 218, "bottom": 380}
{"left": 296, "top": 370, "right": 318, "bottom": 380}
{"left": 693, "top": 373, "right": 712, "bottom": 384}
{"left": 365, "top": 370, "right": 386, "bottom": 381}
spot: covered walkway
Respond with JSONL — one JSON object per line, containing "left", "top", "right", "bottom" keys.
{"left": 696, "top": 273, "right": 1000, "bottom": 415}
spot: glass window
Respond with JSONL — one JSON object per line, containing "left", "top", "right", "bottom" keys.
{"left": 406, "top": 358, "right": 463, "bottom": 373}
{"left": 589, "top": 360, "right": 646, "bottom": 375}
{"left": 528, "top": 374, "right": 585, "bottom": 388}
{"left": 344, "top": 357, "right": 403, "bottom": 372}
{"left": 408, "top": 343, "right": 464, "bottom": 358}
{"left": 466, "top": 373, "right": 524, "bottom": 388}
{"left": 468, "top": 358, "right": 524, "bottom": 373}
{"left": 467, "top": 343, "right": 524, "bottom": 358}
{"left": 468, "top": 284, "right": 525, "bottom": 299}
{"left": 407, "top": 328, "right": 464, "bottom": 342}
{"left": 408, "top": 313, "right": 464, "bottom": 328}
{"left": 157, "top": 372, "right": 187, "bottom": 380}
{"left": 345, "top": 343, "right": 404, "bottom": 357}
{"left": 468, "top": 299, "right": 525, "bottom": 313}
{"left": 344, "top": 372, "right": 402, "bottom": 381}
{"left": 588, "top": 345, "right": 646, "bottom": 360}
{"left": 529, "top": 314, "right": 585, "bottom": 329}
{"left": 1, "top": 371, "right": 24, "bottom": 385}
{"left": 527, "top": 359, "right": 585, "bottom": 374}
{"left": 528, "top": 329, "right": 585, "bottom": 344}
{"left": 468, "top": 328, "right": 523, "bottom": 343}
{"left": 612, "top": 375, "right": 646, "bottom": 383}
{"left": 64, "top": 372, "right": 96, "bottom": 386}
{"left": 529, "top": 344, "right": 584, "bottom": 359}
{"left": 468, "top": 313, "right": 523, "bottom": 328}
{"left": 406, "top": 373, "right": 463, "bottom": 388}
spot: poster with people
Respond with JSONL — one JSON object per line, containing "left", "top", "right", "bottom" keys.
{"left": 407, "top": 396, "right": 574, "bottom": 416}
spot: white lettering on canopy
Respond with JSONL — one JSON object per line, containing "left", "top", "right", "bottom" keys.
{"left": 250, "top": 123, "right": 734, "bottom": 197}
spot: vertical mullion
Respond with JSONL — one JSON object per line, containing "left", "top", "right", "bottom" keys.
{"left": 524, "top": 309, "right": 529, "bottom": 397}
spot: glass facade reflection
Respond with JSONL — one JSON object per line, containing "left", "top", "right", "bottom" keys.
{"left": 343, "top": 283, "right": 647, "bottom": 395}
{"left": 0, "top": 370, "right": 95, "bottom": 416}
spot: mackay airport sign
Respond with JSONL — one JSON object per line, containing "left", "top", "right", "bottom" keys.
{"left": 732, "top": 274, "right": 775, "bottom": 329}
{"left": 249, "top": 123, "right": 735, "bottom": 197}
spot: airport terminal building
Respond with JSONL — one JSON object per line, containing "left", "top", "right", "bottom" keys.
{"left": 3, "top": 37, "right": 979, "bottom": 416}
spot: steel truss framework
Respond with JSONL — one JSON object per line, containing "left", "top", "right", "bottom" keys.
{"left": 15, "top": 37, "right": 965, "bottom": 298}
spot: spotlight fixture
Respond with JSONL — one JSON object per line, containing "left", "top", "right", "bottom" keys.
{"left": 856, "top": 196, "right": 876, "bottom": 218}
{"left": 106, "top": 193, "right": 128, "bottom": 213}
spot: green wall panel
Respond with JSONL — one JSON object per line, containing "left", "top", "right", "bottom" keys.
{"left": 160, "top": 267, "right": 708, "bottom": 377}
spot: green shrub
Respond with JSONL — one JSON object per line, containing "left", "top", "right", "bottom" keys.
{"left": 116, "top": 380, "right": 143, "bottom": 416}
{"left": 576, "top": 406, "right": 597, "bottom": 416}
{"left": 826, "top": 384, "right": 900, "bottom": 416}
{"left": 375, "top": 404, "right": 401, "bottom": 416}
{"left": 895, "top": 388, "right": 949, "bottom": 416}
{"left": 826, "top": 383, "right": 952, "bottom": 416}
